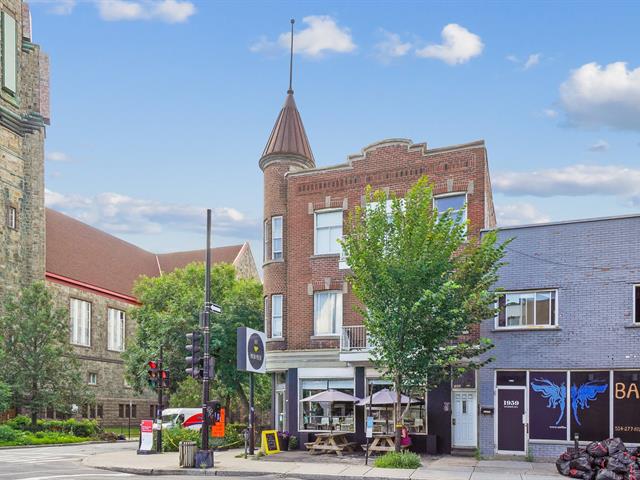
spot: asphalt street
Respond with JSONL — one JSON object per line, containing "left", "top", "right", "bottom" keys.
{"left": 0, "top": 442, "right": 280, "bottom": 480}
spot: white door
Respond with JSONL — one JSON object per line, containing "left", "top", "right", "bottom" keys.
{"left": 452, "top": 391, "right": 477, "bottom": 448}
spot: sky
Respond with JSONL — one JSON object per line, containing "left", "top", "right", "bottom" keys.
{"left": 32, "top": 0, "right": 640, "bottom": 263}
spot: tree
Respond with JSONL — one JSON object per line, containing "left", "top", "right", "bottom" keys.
{"left": 123, "top": 262, "right": 266, "bottom": 422}
{"left": 0, "top": 282, "right": 89, "bottom": 426}
{"left": 341, "top": 177, "right": 507, "bottom": 450}
{"left": 169, "top": 377, "right": 201, "bottom": 408}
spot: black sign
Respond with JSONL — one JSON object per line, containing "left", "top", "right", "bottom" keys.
{"left": 248, "top": 333, "right": 265, "bottom": 371}
{"left": 570, "top": 371, "right": 609, "bottom": 442}
{"left": 529, "top": 371, "right": 567, "bottom": 441}
{"left": 497, "top": 389, "right": 525, "bottom": 452}
{"left": 613, "top": 371, "right": 640, "bottom": 444}
{"left": 264, "top": 431, "right": 278, "bottom": 452}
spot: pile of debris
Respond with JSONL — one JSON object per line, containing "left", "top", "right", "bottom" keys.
{"left": 556, "top": 438, "right": 640, "bottom": 480}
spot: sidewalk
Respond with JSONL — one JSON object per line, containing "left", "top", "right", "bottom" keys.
{"left": 83, "top": 447, "right": 562, "bottom": 479}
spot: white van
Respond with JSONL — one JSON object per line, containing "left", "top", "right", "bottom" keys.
{"left": 160, "top": 408, "right": 202, "bottom": 430}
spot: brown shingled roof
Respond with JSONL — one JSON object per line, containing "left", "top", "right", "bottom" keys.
{"left": 45, "top": 209, "right": 246, "bottom": 297}
{"left": 262, "top": 93, "right": 314, "bottom": 164}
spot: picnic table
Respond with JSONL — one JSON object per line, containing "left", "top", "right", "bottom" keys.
{"left": 362, "top": 434, "right": 409, "bottom": 453}
{"left": 304, "top": 432, "right": 359, "bottom": 456}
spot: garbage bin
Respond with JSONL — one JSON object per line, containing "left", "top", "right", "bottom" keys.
{"left": 179, "top": 441, "right": 197, "bottom": 468}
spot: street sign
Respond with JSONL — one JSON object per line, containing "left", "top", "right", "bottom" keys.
{"left": 366, "top": 416, "right": 374, "bottom": 438}
{"left": 236, "top": 327, "right": 267, "bottom": 374}
{"left": 207, "top": 303, "right": 222, "bottom": 314}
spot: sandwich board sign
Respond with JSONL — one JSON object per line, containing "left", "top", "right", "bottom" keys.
{"left": 137, "top": 419, "right": 154, "bottom": 454}
{"left": 261, "top": 429, "right": 280, "bottom": 455}
{"left": 237, "top": 327, "right": 266, "bottom": 374}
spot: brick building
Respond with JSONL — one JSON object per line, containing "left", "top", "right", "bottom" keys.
{"left": 479, "top": 215, "right": 640, "bottom": 458}
{"left": 261, "top": 87, "right": 496, "bottom": 453}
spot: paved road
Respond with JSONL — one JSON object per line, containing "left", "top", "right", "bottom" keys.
{"left": 0, "top": 442, "right": 280, "bottom": 480}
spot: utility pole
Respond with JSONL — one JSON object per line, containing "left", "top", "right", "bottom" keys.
{"left": 156, "top": 345, "right": 163, "bottom": 453}
{"left": 200, "top": 209, "right": 213, "bottom": 466}
{"left": 249, "top": 372, "right": 255, "bottom": 455}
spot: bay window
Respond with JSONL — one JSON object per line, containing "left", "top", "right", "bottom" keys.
{"left": 272, "top": 216, "right": 282, "bottom": 260}
{"left": 314, "top": 291, "right": 342, "bottom": 335}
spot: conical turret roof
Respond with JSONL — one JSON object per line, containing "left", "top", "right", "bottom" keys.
{"left": 261, "top": 92, "right": 315, "bottom": 166}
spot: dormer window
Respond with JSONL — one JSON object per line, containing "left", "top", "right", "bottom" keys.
{"left": 2, "top": 12, "right": 17, "bottom": 94}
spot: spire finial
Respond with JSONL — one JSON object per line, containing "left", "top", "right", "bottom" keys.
{"left": 288, "top": 18, "right": 295, "bottom": 94}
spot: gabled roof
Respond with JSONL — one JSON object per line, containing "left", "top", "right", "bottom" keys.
{"left": 45, "top": 209, "right": 249, "bottom": 298}
{"left": 261, "top": 93, "right": 314, "bottom": 165}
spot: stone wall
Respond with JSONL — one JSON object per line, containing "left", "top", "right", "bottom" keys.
{"left": 233, "top": 242, "right": 260, "bottom": 280}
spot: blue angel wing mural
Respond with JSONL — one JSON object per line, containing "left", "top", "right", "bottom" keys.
{"left": 530, "top": 378, "right": 566, "bottom": 425}
{"left": 570, "top": 381, "right": 608, "bottom": 426}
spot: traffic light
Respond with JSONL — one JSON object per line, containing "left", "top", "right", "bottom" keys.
{"left": 160, "top": 369, "right": 170, "bottom": 389}
{"left": 185, "top": 331, "right": 203, "bottom": 379}
{"left": 147, "top": 360, "right": 159, "bottom": 389}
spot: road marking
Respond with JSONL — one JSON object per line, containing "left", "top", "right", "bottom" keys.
{"left": 20, "top": 474, "right": 133, "bottom": 480}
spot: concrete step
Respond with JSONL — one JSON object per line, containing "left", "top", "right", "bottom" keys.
{"left": 451, "top": 447, "right": 476, "bottom": 457}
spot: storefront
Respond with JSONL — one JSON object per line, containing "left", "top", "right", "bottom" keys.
{"left": 493, "top": 370, "right": 640, "bottom": 455}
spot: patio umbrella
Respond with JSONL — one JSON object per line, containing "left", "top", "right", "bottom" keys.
{"left": 357, "top": 388, "right": 421, "bottom": 435}
{"left": 300, "top": 389, "right": 360, "bottom": 431}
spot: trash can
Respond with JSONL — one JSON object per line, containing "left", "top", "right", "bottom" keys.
{"left": 179, "top": 441, "right": 197, "bottom": 468}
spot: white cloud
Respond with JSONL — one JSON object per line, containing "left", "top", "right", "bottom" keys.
{"left": 506, "top": 54, "right": 519, "bottom": 63}
{"left": 45, "top": 189, "right": 258, "bottom": 238}
{"left": 251, "top": 15, "right": 355, "bottom": 58}
{"left": 495, "top": 203, "right": 550, "bottom": 226}
{"left": 543, "top": 108, "right": 558, "bottom": 118}
{"left": 415, "top": 24, "right": 483, "bottom": 65}
{"left": 45, "top": 151, "right": 72, "bottom": 162}
{"left": 373, "top": 30, "right": 411, "bottom": 64}
{"left": 95, "top": 0, "right": 195, "bottom": 23}
{"left": 524, "top": 53, "right": 541, "bottom": 70}
{"left": 49, "top": 0, "right": 76, "bottom": 15}
{"left": 559, "top": 62, "right": 640, "bottom": 131}
{"left": 588, "top": 139, "right": 609, "bottom": 152}
{"left": 494, "top": 164, "right": 640, "bottom": 205}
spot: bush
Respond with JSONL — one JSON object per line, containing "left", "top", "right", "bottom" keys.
{"left": 374, "top": 452, "right": 421, "bottom": 469}
{"left": 162, "top": 427, "right": 201, "bottom": 452}
{"left": 6, "top": 415, "right": 31, "bottom": 431}
{"left": 35, "top": 418, "right": 99, "bottom": 437}
{"left": 224, "top": 423, "right": 245, "bottom": 446}
{"left": 288, "top": 435, "right": 298, "bottom": 451}
{"left": 0, "top": 425, "right": 21, "bottom": 442}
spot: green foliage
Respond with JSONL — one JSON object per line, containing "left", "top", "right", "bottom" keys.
{"left": 6, "top": 414, "right": 31, "bottom": 430}
{"left": 0, "top": 424, "right": 20, "bottom": 442}
{"left": 0, "top": 282, "right": 91, "bottom": 425}
{"left": 162, "top": 427, "right": 201, "bottom": 452}
{"left": 374, "top": 451, "right": 422, "bottom": 469}
{"left": 0, "top": 381, "right": 11, "bottom": 414}
{"left": 7, "top": 415, "right": 99, "bottom": 437}
{"left": 0, "top": 421, "right": 94, "bottom": 446}
{"left": 223, "top": 422, "right": 245, "bottom": 446}
{"left": 123, "top": 263, "right": 266, "bottom": 420}
{"left": 169, "top": 377, "right": 202, "bottom": 408}
{"left": 288, "top": 435, "right": 298, "bottom": 450}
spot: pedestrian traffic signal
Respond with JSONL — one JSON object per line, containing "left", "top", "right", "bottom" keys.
{"left": 160, "top": 369, "right": 170, "bottom": 389}
{"left": 185, "top": 331, "right": 203, "bottom": 379}
{"left": 147, "top": 360, "right": 159, "bottom": 388}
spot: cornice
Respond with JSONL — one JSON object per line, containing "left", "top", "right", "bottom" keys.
{"left": 0, "top": 104, "right": 46, "bottom": 136}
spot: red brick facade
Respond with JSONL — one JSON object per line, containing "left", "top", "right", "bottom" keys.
{"left": 262, "top": 137, "right": 496, "bottom": 353}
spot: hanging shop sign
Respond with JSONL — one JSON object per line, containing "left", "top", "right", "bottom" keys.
{"left": 529, "top": 371, "right": 568, "bottom": 441}
{"left": 613, "top": 370, "right": 640, "bottom": 444}
{"left": 236, "top": 327, "right": 266, "bottom": 374}
{"left": 569, "top": 371, "right": 610, "bottom": 442}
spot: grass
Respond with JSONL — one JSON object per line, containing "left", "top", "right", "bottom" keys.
{"left": 102, "top": 425, "right": 140, "bottom": 439}
{"left": 373, "top": 451, "right": 422, "bottom": 469}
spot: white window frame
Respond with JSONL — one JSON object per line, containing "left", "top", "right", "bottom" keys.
{"left": 634, "top": 285, "right": 640, "bottom": 324}
{"left": 263, "top": 219, "right": 269, "bottom": 263}
{"left": 7, "top": 206, "right": 16, "bottom": 229}
{"left": 314, "top": 209, "right": 343, "bottom": 256}
{"left": 88, "top": 372, "right": 97, "bottom": 386}
{"left": 70, "top": 298, "right": 91, "bottom": 347}
{"left": 313, "top": 291, "right": 343, "bottom": 336}
{"left": 272, "top": 216, "right": 283, "bottom": 260}
{"left": 271, "top": 294, "right": 283, "bottom": 338}
{"left": 107, "top": 308, "right": 126, "bottom": 352}
{"left": 495, "top": 289, "right": 558, "bottom": 330}
{"left": 434, "top": 192, "right": 468, "bottom": 232}
{"left": 2, "top": 12, "right": 17, "bottom": 94}
{"left": 298, "top": 377, "right": 356, "bottom": 432}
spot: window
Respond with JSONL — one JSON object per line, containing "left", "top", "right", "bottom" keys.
{"left": 496, "top": 290, "right": 557, "bottom": 328}
{"left": 272, "top": 216, "right": 283, "bottom": 260}
{"left": 365, "top": 379, "right": 426, "bottom": 434}
{"left": 88, "top": 372, "right": 97, "bottom": 385}
{"left": 2, "top": 13, "right": 17, "bottom": 93}
{"left": 434, "top": 193, "right": 467, "bottom": 228}
{"left": 107, "top": 308, "right": 125, "bottom": 352}
{"left": 150, "top": 404, "right": 158, "bottom": 418}
{"left": 300, "top": 378, "right": 355, "bottom": 431}
{"left": 97, "top": 404, "right": 103, "bottom": 419}
{"left": 263, "top": 296, "right": 268, "bottom": 333}
{"left": 315, "top": 210, "right": 342, "bottom": 255}
{"left": 314, "top": 291, "right": 342, "bottom": 335}
{"left": 263, "top": 220, "right": 269, "bottom": 262}
{"left": 70, "top": 298, "right": 91, "bottom": 346}
{"left": 634, "top": 285, "right": 640, "bottom": 324}
{"left": 119, "top": 403, "right": 136, "bottom": 418}
{"left": 271, "top": 294, "right": 283, "bottom": 338}
{"left": 7, "top": 206, "right": 16, "bottom": 229}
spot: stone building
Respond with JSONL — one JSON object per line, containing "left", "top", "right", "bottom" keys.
{"left": 479, "top": 215, "right": 640, "bottom": 458}
{"left": 0, "top": 0, "right": 49, "bottom": 304}
{"left": 45, "top": 208, "right": 259, "bottom": 425}
{"left": 261, "top": 86, "right": 496, "bottom": 453}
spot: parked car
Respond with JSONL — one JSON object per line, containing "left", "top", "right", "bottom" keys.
{"left": 161, "top": 408, "right": 202, "bottom": 430}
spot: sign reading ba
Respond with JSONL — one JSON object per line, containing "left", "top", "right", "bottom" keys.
{"left": 237, "top": 327, "right": 266, "bottom": 374}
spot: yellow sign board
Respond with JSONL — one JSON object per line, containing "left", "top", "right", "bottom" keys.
{"left": 261, "top": 429, "right": 280, "bottom": 455}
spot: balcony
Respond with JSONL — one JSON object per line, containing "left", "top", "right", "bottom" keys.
{"left": 339, "top": 325, "right": 371, "bottom": 363}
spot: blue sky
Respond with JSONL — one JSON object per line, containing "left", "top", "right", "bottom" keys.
{"left": 35, "top": 0, "right": 640, "bottom": 262}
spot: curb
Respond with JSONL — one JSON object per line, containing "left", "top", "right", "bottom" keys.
{"left": 0, "top": 439, "right": 138, "bottom": 450}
